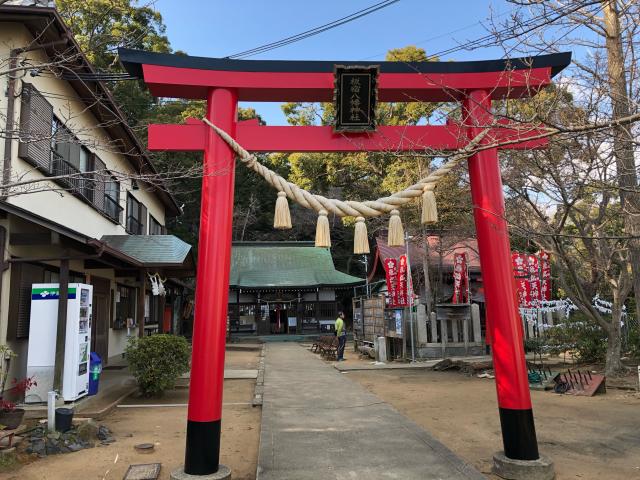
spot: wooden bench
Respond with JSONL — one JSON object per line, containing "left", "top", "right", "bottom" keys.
{"left": 310, "top": 336, "right": 324, "bottom": 353}
{"left": 319, "top": 336, "right": 339, "bottom": 360}
{"left": 311, "top": 335, "right": 338, "bottom": 358}
{"left": 311, "top": 335, "right": 330, "bottom": 353}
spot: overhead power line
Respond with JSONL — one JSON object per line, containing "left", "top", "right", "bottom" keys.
{"left": 43, "top": 0, "right": 597, "bottom": 87}
{"left": 59, "top": 71, "right": 138, "bottom": 81}
{"left": 226, "top": 0, "right": 596, "bottom": 62}
{"left": 423, "top": 0, "right": 600, "bottom": 61}
{"left": 225, "top": 0, "right": 401, "bottom": 59}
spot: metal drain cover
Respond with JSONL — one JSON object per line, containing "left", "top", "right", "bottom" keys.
{"left": 123, "top": 463, "right": 161, "bottom": 480}
{"left": 134, "top": 443, "right": 155, "bottom": 454}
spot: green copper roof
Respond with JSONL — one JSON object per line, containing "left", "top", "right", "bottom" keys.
{"left": 230, "top": 242, "right": 364, "bottom": 289}
{"left": 100, "top": 235, "right": 192, "bottom": 267}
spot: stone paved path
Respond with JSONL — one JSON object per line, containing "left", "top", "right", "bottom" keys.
{"left": 257, "top": 343, "right": 485, "bottom": 480}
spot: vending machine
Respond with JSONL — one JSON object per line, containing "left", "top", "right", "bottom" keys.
{"left": 26, "top": 283, "right": 93, "bottom": 403}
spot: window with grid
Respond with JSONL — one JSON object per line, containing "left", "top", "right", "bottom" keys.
{"left": 114, "top": 284, "right": 136, "bottom": 330}
{"left": 50, "top": 118, "right": 93, "bottom": 198}
{"left": 127, "top": 194, "right": 147, "bottom": 234}
{"left": 19, "top": 85, "right": 90, "bottom": 187}
{"left": 18, "top": 83, "right": 53, "bottom": 172}
{"left": 149, "top": 215, "right": 165, "bottom": 235}
{"left": 19, "top": 85, "right": 120, "bottom": 214}
{"left": 104, "top": 177, "right": 122, "bottom": 222}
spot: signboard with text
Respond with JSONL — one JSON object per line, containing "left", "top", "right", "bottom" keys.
{"left": 334, "top": 65, "right": 379, "bottom": 132}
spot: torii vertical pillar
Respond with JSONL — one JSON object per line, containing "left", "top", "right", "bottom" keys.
{"left": 464, "top": 89, "right": 539, "bottom": 461}
{"left": 182, "top": 87, "right": 237, "bottom": 478}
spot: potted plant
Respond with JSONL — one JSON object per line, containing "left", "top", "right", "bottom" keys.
{"left": 0, "top": 346, "right": 36, "bottom": 430}
{"left": 0, "top": 377, "right": 36, "bottom": 430}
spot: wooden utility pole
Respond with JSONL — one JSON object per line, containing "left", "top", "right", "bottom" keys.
{"left": 603, "top": 0, "right": 640, "bottom": 368}
{"left": 53, "top": 258, "right": 70, "bottom": 391}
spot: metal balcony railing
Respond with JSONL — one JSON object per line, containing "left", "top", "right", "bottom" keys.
{"left": 51, "top": 152, "right": 87, "bottom": 197}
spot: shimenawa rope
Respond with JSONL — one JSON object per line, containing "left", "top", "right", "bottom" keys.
{"left": 202, "top": 117, "right": 488, "bottom": 248}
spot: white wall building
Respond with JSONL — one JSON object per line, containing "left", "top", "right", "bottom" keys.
{"left": 0, "top": 2, "right": 194, "bottom": 381}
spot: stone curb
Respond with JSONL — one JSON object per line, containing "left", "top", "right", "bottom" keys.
{"left": 23, "top": 385, "right": 138, "bottom": 421}
{"left": 252, "top": 345, "right": 266, "bottom": 407}
{"left": 77, "top": 386, "right": 139, "bottom": 420}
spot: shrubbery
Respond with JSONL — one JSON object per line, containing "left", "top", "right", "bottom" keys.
{"left": 524, "top": 337, "right": 544, "bottom": 354}
{"left": 125, "top": 334, "right": 191, "bottom": 397}
{"left": 628, "top": 328, "right": 640, "bottom": 359}
{"left": 570, "top": 323, "right": 608, "bottom": 363}
{"left": 533, "top": 313, "right": 608, "bottom": 363}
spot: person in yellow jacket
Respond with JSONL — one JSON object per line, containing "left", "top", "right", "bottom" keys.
{"left": 335, "top": 311, "right": 347, "bottom": 361}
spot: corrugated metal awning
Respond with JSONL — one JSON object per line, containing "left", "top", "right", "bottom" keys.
{"left": 100, "top": 235, "right": 194, "bottom": 270}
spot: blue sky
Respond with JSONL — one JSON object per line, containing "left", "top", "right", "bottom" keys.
{"left": 151, "top": 0, "right": 534, "bottom": 124}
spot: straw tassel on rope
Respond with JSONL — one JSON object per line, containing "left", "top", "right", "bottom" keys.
{"left": 273, "top": 191, "right": 292, "bottom": 229}
{"left": 387, "top": 209, "right": 404, "bottom": 247}
{"left": 315, "top": 210, "right": 331, "bottom": 248}
{"left": 202, "top": 118, "right": 488, "bottom": 222}
{"left": 421, "top": 186, "right": 438, "bottom": 225}
{"left": 353, "top": 216, "right": 370, "bottom": 254}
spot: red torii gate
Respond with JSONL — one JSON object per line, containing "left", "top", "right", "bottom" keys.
{"left": 120, "top": 49, "right": 570, "bottom": 478}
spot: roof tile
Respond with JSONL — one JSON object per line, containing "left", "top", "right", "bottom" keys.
{"left": 100, "top": 235, "right": 191, "bottom": 265}
{"left": 231, "top": 242, "right": 363, "bottom": 288}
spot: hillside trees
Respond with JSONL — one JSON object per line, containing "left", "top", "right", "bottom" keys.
{"left": 56, "top": 0, "right": 171, "bottom": 125}
{"left": 500, "top": 86, "right": 632, "bottom": 374}
{"left": 489, "top": 0, "right": 640, "bottom": 373}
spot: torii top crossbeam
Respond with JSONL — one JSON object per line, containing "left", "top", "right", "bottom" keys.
{"left": 120, "top": 49, "right": 571, "bottom": 153}
{"left": 120, "top": 48, "right": 570, "bottom": 102}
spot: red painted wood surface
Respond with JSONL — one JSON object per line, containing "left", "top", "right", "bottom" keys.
{"left": 148, "top": 123, "right": 548, "bottom": 152}
{"left": 188, "top": 88, "right": 237, "bottom": 423}
{"left": 163, "top": 306, "right": 171, "bottom": 333}
{"left": 141, "top": 64, "right": 553, "bottom": 101}
{"left": 465, "top": 89, "right": 532, "bottom": 411}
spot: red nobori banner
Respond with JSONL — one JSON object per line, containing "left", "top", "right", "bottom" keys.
{"left": 383, "top": 258, "right": 399, "bottom": 306}
{"left": 452, "top": 252, "right": 469, "bottom": 304}
{"left": 512, "top": 252, "right": 530, "bottom": 307}
{"left": 538, "top": 250, "right": 551, "bottom": 301}
{"left": 512, "top": 252, "right": 527, "bottom": 276}
{"left": 396, "top": 254, "right": 409, "bottom": 307}
{"left": 383, "top": 255, "right": 411, "bottom": 308}
{"left": 512, "top": 251, "right": 552, "bottom": 308}
{"left": 527, "top": 254, "right": 541, "bottom": 307}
